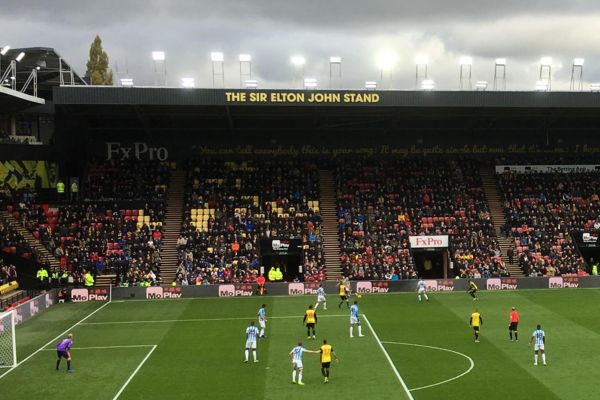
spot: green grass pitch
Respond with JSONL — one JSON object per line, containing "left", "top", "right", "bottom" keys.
{"left": 2, "top": 289, "right": 600, "bottom": 399}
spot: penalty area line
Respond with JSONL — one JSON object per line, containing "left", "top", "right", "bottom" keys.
{"left": 40, "top": 344, "right": 157, "bottom": 351}
{"left": 112, "top": 345, "right": 157, "bottom": 400}
{"left": 80, "top": 314, "right": 347, "bottom": 325}
{"left": 0, "top": 300, "right": 112, "bottom": 380}
{"left": 363, "top": 315, "right": 415, "bottom": 400}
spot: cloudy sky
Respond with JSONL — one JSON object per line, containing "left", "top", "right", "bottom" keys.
{"left": 2, "top": 0, "right": 600, "bottom": 90}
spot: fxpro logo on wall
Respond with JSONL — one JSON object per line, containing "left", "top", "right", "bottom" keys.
{"left": 106, "top": 142, "right": 169, "bottom": 161}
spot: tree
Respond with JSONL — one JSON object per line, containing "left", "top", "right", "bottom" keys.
{"left": 85, "top": 35, "right": 113, "bottom": 85}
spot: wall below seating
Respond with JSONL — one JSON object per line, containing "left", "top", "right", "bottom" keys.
{"left": 68, "top": 276, "right": 600, "bottom": 301}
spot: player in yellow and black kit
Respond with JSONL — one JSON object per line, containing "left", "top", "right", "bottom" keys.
{"left": 337, "top": 280, "right": 350, "bottom": 309}
{"left": 470, "top": 308, "right": 483, "bottom": 343}
{"left": 467, "top": 279, "right": 478, "bottom": 301}
{"left": 304, "top": 305, "right": 317, "bottom": 339}
{"left": 319, "top": 339, "right": 339, "bottom": 383}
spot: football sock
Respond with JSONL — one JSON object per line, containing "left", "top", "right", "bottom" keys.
{"left": 418, "top": 295, "right": 422, "bottom": 302}
{"left": 252, "top": 350, "right": 257, "bottom": 361}
{"left": 358, "top": 326, "right": 363, "bottom": 336}
{"left": 321, "top": 367, "right": 326, "bottom": 377}
{"left": 509, "top": 332, "right": 513, "bottom": 340}
{"left": 515, "top": 332, "right": 518, "bottom": 340}
{"left": 245, "top": 350, "right": 249, "bottom": 361}
{"left": 67, "top": 360, "right": 71, "bottom": 370}
{"left": 542, "top": 354, "right": 546, "bottom": 364}
{"left": 56, "top": 359, "right": 60, "bottom": 370}
{"left": 534, "top": 354, "right": 538, "bottom": 364}
{"left": 298, "top": 372, "right": 303, "bottom": 382}
{"left": 292, "top": 370, "right": 297, "bottom": 382}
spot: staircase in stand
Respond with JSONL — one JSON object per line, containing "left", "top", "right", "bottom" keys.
{"left": 160, "top": 169, "right": 186, "bottom": 284}
{"left": 318, "top": 170, "right": 342, "bottom": 281}
{"left": 0, "top": 210, "right": 61, "bottom": 271}
{"left": 480, "top": 167, "right": 524, "bottom": 277}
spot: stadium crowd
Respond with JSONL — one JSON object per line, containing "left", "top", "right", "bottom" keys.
{"left": 336, "top": 158, "right": 505, "bottom": 280}
{"left": 175, "top": 159, "right": 325, "bottom": 284}
{"left": 498, "top": 170, "right": 596, "bottom": 276}
{"left": 6, "top": 160, "right": 169, "bottom": 286}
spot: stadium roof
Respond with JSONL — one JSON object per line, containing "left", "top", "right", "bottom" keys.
{"left": 54, "top": 86, "right": 600, "bottom": 108}
{"left": 0, "top": 85, "right": 45, "bottom": 108}
{"left": 1, "top": 47, "right": 86, "bottom": 101}
{"left": 53, "top": 87, "right": 600, "bottom": 143}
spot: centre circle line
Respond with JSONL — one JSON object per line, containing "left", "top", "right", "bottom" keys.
{"left": 380, "top": 341, "right": 475, "bottom": 392}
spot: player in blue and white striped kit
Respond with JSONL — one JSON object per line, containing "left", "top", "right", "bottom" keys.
{"left": 258, "top": 304, "right": 267, "bottom": 339}
{"left": 289, "top": 342, "right": 318, "bottom": 385}
{"left": 349, "top": 301, "right": 364, "bottom": 338}
{"left": 417, "top": 279, "right": 429, "bottom": 302}
{"left": 315, "top": 285, "right": 327, "bottom": 310}
{"left": 244, "top": 321, "right": 260, "bottom": 363}
{"left": 529, "top": 324, "right": 547, "bottom": 366}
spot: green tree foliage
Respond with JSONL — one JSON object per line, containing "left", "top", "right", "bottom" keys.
{"left": 85, "top": 35, "right": 113, "bottom": 85}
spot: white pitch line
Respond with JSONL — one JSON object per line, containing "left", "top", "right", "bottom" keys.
{"left": 80, "top": 314, "right": 347, "bottom": 325}
{"left": 112, "top": 345, "right": 157, "bottom": 400}
{"left": 363, "top": 315, "right": 415, "bottom": 400}
{"left": 0, "top": 300, "right": 112, "bottom": 380}
{"left": 381, "top": 341, "right": 475, "bottom": 392}
{"left": 41, "top": 345, "right": 156, "bottom": 351}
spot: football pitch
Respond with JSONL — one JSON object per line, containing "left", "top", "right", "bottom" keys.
{"left": 2, "top": 289, "right": 600, "bottom": 400}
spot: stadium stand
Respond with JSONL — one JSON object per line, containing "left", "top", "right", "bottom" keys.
{"left": 176, "top": 158, "right": 325, "bottom": 284}
{"left": 498, "top": 170, "right": 595, "bottom": 276}
{"left": 8, "top": 160, "right": 170, "bottom": 286}
{"left": 336, "top": 158, "right": 506, "bottom": 280}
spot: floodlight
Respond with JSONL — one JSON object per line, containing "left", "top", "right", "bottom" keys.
{"left": 460, "top": 56, "right": 472, "bottom": 65}
{"left": 573, "top": 58, "right": 584, "bottom": 66}
{"left": 120, "top": 78, "right": 134, "bottom": 86}
{"left": 152, "top": 51, "right": 165, "bottom": 61}
{"left": 239, "top": 54, "right": 252, "bottom": 62}
{"left": 415, "top": 55, "right": 428, "bottom": 65}
{"left": 495, "top": 58, "right": 506, "bottom": 66}
{"left": 15, "top": 52, "right": 25, "bottom": 62}
{"left": 0, "top": 45, "right": 9, "bottom": 56}
{"left": 329, "top": 56, "right": 342, "bottom": 63}
{"left": 211, "top": 52, "right": 224, "bottom": 62}
{"left": 291, "top": 56, "right": 306, "bottom": 66}
{"left": 421, "top": 79, "right": 435, "bottom": 90}
{"left": 535, "top": 80, "right": 549, "bottom": 91}
{"left": 244, "top": 79, "right": 258, "bottom": 88}
{"left": 475, "top": 81, "right": 488, "bottom": 90}
{"left": 590, "top": 83, "right": 600, "bottom": 92}
{"left": 376, "top": 52, "right": 396, "bottom": 70}
{"left": 181, "top": 77, "right": 195, "bottom": 88}
{"left": 365, "top": 81, "right": 377, "bottom": 89}
{"left": 540, "top": 57, "right": 552, "bottom": 66}
{"left": 303, "top": 78, "right": 318, "bottom": 88}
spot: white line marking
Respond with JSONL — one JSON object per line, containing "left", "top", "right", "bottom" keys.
{"left": 0, "top": 300, "right": 112, "bottom": 380}
{"left": 80, "top": 314, "right": 347, "bottom": 325}
{"left": 363, "top": 315, "right": 414, "bottom": 400}
{"left": 381, "top": 341, "right": 475, "bottom": 392}
{"left": 112, "top": 345, "right": 157, "bottom": 400}
{"left": 41, "top": 345, "right": 156, "bottom": 351}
